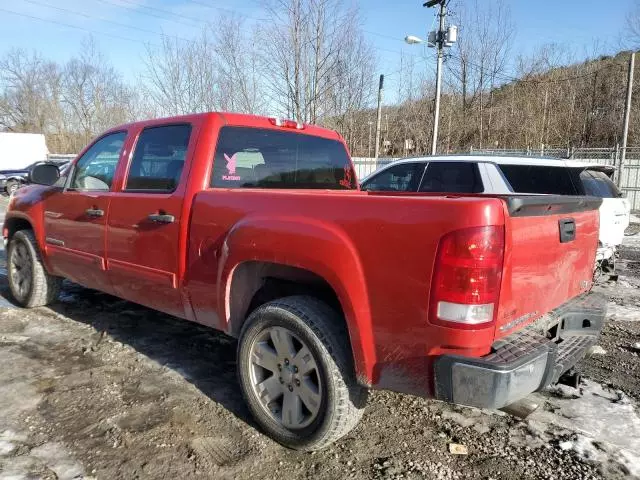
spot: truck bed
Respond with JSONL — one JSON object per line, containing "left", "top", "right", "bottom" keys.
{"left": 185, "top": 189, "right": 600, "bottom": 395}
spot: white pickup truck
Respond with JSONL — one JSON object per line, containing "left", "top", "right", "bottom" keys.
{"left": 361, "top": 155, "right": 631, "bottom": 277}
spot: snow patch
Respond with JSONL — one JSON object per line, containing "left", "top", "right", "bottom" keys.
{"left": 623, "top": 231, "right": 640, "bottom": 248}
{"left": 530, "top": 380, "right": 640, "bottom": 477}
{"left": 606, "top": 301, "right": 640, "bottom": 322}
{"left": 29, "top": 442, "right": 85, "bottom": 480}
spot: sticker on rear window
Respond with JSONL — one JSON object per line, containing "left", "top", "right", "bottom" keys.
{"left": 339, "top": 166, "right": 353, "bottom": 188}
{"left": 221, "top": 153, "right": 241, "bottom": 181}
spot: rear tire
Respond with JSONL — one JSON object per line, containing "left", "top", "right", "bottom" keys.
{"left": 237, "top": 295, "right": 367, "bottom": 451}
{"left": 7, "top": 230, "right": 62, "bottom": 307}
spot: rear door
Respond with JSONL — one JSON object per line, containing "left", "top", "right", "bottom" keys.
{"left": 418, "top": 161, "right": 484, "bottom": 193}
{"left": 43, "top": 131, "right": 126, "bottom": 292}
{"left": 106, "top": 123, "right": 195, "bottom": 318}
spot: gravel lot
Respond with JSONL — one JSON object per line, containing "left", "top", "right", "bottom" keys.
{"left": 0, "top": 195, "right": 639, "bottom": 480}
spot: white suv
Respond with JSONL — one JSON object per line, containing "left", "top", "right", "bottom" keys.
{"left": 361, "top": 155, "right": 631, "bottom": 277}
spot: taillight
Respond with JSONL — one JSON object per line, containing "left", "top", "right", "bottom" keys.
{"left": 430, "top": 225, "right": 505, "bottom": 328}
{"left": 268, "top": 118, "right": 305, "bottom": 130}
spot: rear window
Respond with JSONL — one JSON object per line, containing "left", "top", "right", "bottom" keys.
{"left": 211, "top": 127, "right": 355, "bottom": 189}
{"left": 580, "top": 169, "right": 621, "bottom": 198}
{"left": 499, "top": 164, "right": 579, "bottom": 195}
{"left": 419, "top": 161, "right": 483, "bottom": 193}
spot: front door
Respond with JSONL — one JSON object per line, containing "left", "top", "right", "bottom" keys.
{"left": 43, "top": 131, "right": 127, "bottom": 292}
{"left": 106, "top": 123, "right": 193, "bottom": 318}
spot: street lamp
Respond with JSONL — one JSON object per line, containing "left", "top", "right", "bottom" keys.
{"left": 405, "top": 0, "right": 457, "bottom": 155}
{"left": 404, "top": 35, "right": 423, "bottom": 45}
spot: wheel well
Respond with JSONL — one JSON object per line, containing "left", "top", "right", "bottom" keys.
{"left": 228, "top": 261, "right": 343, "bottom": 337}
{"left": 4, "top": 218, "right": 32, "bottom": 240}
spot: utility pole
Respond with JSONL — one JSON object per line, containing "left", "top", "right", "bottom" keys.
{"left": 431, "top": 0, "right": 446, "bottom": 155}
{"left": 620, "top": 52, "right": 635, "bottom": 187}
{"left": 374, "top": 74, "right": 384, "bottom": 158}
{"left": 368, "top": 121, "right": 373, "bottom": 158}
{"left": 406, "top": 1, "right": 456, "bottom": 155}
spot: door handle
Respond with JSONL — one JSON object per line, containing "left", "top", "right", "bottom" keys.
{"left": 559, "top": 218, "right": 576, "bottom": 243}
{"left": 85, "top": 208, "right": 104, "bottom": 218}
{"left": 147, "top": 213, "right": 175, "bottom": 224}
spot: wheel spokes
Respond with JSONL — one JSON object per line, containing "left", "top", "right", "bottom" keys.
{"left": 270, "top": 327, "right": 297, "bottom": 359}
{"left": 9, "top": 242, "right": 32, "bottom": 299}
{"left": 249, "top": 326, "right": 323, "bottom": 430}
{"left": 292, "top": 346, "right": 317, "bottom": 375}
{"left": 256, "top": 375, "right": 284, "bottom": 404}
{"left": 252, "top": 341, "right": 280, "bottom": 373}
{"left": 297, "top": 378, "right": 321, "bottom": 416}
{"left": 282, "top": 390, "right": 304, "bottom": 428}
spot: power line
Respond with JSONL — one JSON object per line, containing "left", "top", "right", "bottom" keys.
{"left": 92, "top": 0, "right": 199, "bottom": 29}
{"left": 182, "top": 0, "right": 267, "bottom": 21}
{"left": 109, "top": 0, "right": 206, "bottom": 24}
{"left": 0, "top": 6, "right": 161, "bottom": 48}
{"left": 21, "top": 0, "right": 196, "bottom": 45}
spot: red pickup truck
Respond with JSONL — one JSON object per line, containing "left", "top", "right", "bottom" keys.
{"left": 3, "top": 113, "right": 606, "bottom": 451}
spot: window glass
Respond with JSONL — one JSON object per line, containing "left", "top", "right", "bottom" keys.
{"left": 419, "top": 161, "right": 483, "bottom": 193}
{"left": 580, "top": 169, "right": 621, "bottom": 198}
{"left": 70, "top": 132, "right": 126, "bottom": 191}
{"left": 498, "top": 164, "right": 579, "bottom": 195}
{"left": 211, "top": 127, "right": 355, "bottom": 189}
{"left": 126, "top": 124, "right": 192, "bottom": 192}
{"left": 361, "top": 163, "right": 424, "bottom": 192}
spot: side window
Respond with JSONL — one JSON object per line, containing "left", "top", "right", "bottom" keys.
{"left": 125, "top": 124, "right": 192, "bottom": 192}
{"left": 498, "top": 165, "right": 579, "bottom": 195}
{"left": 70, "top": 132, "right": 126, "bottom": 191}
{"left": 361, "top": 163, "right": 424, "bottom": 192}
{"left": 419, "top": 162, "right": 483, "bottom": 193}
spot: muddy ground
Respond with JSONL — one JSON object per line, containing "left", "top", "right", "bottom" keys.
{"left": 0, "top": 196, "right": 639, "bottom": 480}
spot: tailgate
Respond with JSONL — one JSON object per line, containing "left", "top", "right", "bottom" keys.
{"left": 495, "top": 196, "right": 601, "bottom": 338}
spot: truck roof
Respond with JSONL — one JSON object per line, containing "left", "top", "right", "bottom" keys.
{"left": 104, "top": 112, "right": 343, "bottom": 142}
{"left": 388, "top": 154, "right": 615, "bottom": 171}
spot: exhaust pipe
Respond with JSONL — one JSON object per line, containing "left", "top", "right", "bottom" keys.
{"left": 558, "top": 369, "right": 581, "bottom": 389}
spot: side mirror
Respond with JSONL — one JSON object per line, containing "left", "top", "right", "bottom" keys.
{"left": 31, "top": 163, "right": 60, "bottom": 186}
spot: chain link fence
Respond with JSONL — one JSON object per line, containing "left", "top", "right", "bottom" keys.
{"left": 353, "top": 146, "right": 640, "bottom": 213}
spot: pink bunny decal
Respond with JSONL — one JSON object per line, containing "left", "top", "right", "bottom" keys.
{"left": 224, "top": 153, "right": 237, "bottom": 175}
{"left": 221, "top": 153, "right": 241, "bottom": 181}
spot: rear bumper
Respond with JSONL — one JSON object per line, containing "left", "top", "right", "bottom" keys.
{"left": 433, "top": 292, "right": 606, "bottom": 409}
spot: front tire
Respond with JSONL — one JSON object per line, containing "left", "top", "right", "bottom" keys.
{"left": 7, "top": 230, "right": 62, "bottom": 307}
{"left": 5, "top": 180, "right": 20, "bottom": 195}
{"left": 237, "top": 296, "right": 367, "bottom": 451}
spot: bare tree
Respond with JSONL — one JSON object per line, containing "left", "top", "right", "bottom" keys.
{"left": 446, "top": 0, "right": 514, "bottom": 147}
{"left": 142, "top": 32, "right": 218, "bottom": 115}
{"left": 626, "top": 0, "right": 640, "bottom": 48}
{"left": 0, "top": 49, "right": 62, "bottom": 134}
{"left": 258, "top": 0, "right": 375, "bottom": 124}
{"left": 61, "top": 38, "right": 136, "bottom": 150}
{"left": 211, "top": 15, "right": 265, "bottom": 114}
